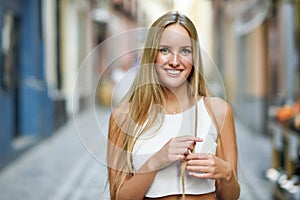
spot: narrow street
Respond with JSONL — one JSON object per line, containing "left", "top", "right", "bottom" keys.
{"left": 0, "top": 1, "right": 299, "bottom": 200}
{"left": 0, "top": 105, "right": 274, "bottom": 200}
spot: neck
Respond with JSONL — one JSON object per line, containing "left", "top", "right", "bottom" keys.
{"left": 164, "top": 84, "right": 194, "bottom": 114}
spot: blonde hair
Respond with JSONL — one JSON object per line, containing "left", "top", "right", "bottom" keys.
{"left": 108, "top": 11, "right": 211, "bottom": 199}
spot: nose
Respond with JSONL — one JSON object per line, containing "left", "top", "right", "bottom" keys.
{"left": 169, "top": 53, "right": 180, "bottom": 67}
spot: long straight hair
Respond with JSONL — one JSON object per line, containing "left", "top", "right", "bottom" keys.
{"left": 109, "top": 11, "right": 211, "bottom": 199}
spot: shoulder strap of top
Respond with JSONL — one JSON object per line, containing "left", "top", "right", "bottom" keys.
{"left": 202, "top": 97, "right": 220, "bottom": 136}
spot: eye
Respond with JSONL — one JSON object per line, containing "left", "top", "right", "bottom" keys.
{"left": 180, "top": 48, "right": 192, "bottom": 56}
{"left": 158, "top": 47, "right": 171, "bottom": 55}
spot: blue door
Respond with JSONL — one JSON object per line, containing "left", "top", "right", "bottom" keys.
{"left": 0, "top": 0, "right": 23, "bottom": 164}
{"left": 0, "top": 0, "right": 54, "bottom": 165}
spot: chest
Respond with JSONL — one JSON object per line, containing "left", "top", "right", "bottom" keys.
{"left": 132, "top": 110, "right": 218, "bottom": 170}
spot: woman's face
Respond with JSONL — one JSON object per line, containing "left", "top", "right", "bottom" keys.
{"left": 155, "top": 24, "right": 193, "bottom": 90}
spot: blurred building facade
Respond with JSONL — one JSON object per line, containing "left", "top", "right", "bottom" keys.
{"left": 212, "top": 2, "right": 300, "bottom": 197}
{"left": 212, "top": 0, "right": 300, "bottom": 135}
{"left": 94, "top": 0, "right": 139, "bottom": 106}
{"left": 0, "top": 0, "right": 95, "bottom": 166}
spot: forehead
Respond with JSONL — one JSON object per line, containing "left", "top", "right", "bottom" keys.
{"left": 159, "top": 24, "right": 191, "bottom": 46}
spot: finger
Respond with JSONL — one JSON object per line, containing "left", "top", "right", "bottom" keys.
{"left": 168, "top": 141, "right": 197, "bottom": 154}
{"left": 192, "top": 137, "right": 203, "bottom": 142}
{"left": 172, "top": 140, "right": 195, "bottom": 148}
{"left": 188, "top": 172, "right": 214, "bottom": 179}
{"left": 165, "top": 154, "right": 185, "bottom": 163}
{"left": 185, "top": 153, "right": 213, "bottom": 160}
{"left": 186, "top": 159, "right": 213, "bottom": 166}
{"left": 172, "top": 147, "right": 189, "bottom": 155}
{"left": 186, "top": 165, "right": 213, "bottom": 173}
{"left": 174, "top": 136, "right": 203, "bottom": 142}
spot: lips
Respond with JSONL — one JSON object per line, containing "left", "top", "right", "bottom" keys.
{"left": 166, "top": 69, "right": 182, "bottom": 76}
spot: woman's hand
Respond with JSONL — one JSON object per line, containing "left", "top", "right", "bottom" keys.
{"left": 185, "top": 153, "right": 233, "bottom": 181}
{"left": 147, "top": 136, "right": 203, "bottom": 171}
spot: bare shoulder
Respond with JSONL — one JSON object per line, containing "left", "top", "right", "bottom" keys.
{"left": 111, "top": 102, "right": 131, "bottom": 119}
{"left": 203, "top": 96, "right": 235, "bottom": 135}
{"left": 203, "top": 96, "right": 233, "bottom": 118}
{"left": 108, "top": 102, "right": 130, "bottom": 144}
{"left": 109, "top": 102, "right": 131, "bottom": 131}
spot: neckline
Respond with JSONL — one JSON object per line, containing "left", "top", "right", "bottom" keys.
{"left": 165, "top": 96, "right": 203, "bottom": 116}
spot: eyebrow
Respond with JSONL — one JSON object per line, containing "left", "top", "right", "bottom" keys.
{"left": 158, "top": 45, "right": 192, "bottom": 48}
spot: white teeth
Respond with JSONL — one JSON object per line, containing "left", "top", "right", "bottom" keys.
{"left": 167, "top": 69, "right": 180, "bottom": 75}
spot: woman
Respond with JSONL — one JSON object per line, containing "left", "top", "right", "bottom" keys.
{"left": 107, "top": 11, "right": 240, "bottom": 200}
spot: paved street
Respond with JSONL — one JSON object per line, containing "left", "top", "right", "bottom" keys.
{"left": 0, "top": 105, "right": 274, "bottom": 200}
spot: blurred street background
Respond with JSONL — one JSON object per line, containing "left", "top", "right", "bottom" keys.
{"left": 0, "top": 0, "right": 299, "bottom": 199}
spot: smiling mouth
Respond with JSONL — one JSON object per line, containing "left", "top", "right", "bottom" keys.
{"left": 166, "top": 69, "right": 181, "bottom": 76}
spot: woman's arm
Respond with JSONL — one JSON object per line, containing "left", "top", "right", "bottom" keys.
{"left": 185, "top": 97, "right": 240, "bottom": 200}
{"left": 115, "top": 160, "right": 158, "bottom": 200}
{"left": 108, "top": 109, "right": 202, "bottom": 200}
{"left": 214, "top": 99, "right": 240, "bottom": 200}
{"left": 108, "top": 111, "right": 157, "bottom": 200}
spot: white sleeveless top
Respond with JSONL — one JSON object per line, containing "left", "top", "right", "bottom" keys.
{"left": 132, "top": 98, "right": 218, "bottom": 197}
